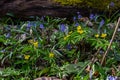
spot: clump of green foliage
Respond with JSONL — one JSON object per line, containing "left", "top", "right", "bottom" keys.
{"left": 53, "top": 0, "right": 120, "bottom": 10}
{"left": 0, "top": 12, "right": 120, "bottom": 79}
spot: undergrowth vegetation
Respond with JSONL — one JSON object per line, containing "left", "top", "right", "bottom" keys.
{"left": 0, "top": 11, "right": 120, "bottom": 80}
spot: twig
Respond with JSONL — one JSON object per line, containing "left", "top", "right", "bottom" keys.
{"left": 100, "top": 17, "right": 120, "bottom": 65}
{"left": 91, "top": 47, "right": 101, "bottom": 66}
{"left": 86, "top": 47, "right": 101, "bottom": 80}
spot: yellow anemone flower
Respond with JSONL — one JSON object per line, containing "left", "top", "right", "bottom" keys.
{"left": 101, "top": 33, "right": 107, "bottom": 38}
{"left": 49, "top": 52, "right": 54, "bottom": 58}
{"left": 77, "top": 26, "right": 82, "bottom": 31}
{"left": 24, "top": 55, "right": 30, "bottom": 60}
{"left": 95, "top": 34, "right": 99, "bottom": 38}
{"left": 33, "top": 41, "right": 38, "bottom": 48}
{"left": 77, "top": 29, "right": 84, "bottom": 34}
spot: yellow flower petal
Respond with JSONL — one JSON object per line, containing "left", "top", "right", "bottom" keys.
{"left": 95, "top": 34, "right": 99, "bottom": 38}
{"left": 64, "top": 35, "right": 70, "bottom": 40}
{"left": 77, "top": 26, "right": 82, "bottom": 31}
{"left": 49, "top": 52, "right": 54, "bottom": 58}
{"left": 77, "top": 30, "right": 84, "bottom": 34}
{"left": 24, "top": 55, "right": 30, "bottom": 60}
{"left": 33, "top": 41, "right": 38, "bottom": 48}
{"left": 101, "top": 33, "right": 107, "bottom": 38}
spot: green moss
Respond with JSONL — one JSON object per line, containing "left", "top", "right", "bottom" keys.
{"left": 53, "top": 0, "right": 120, "bottom": 11}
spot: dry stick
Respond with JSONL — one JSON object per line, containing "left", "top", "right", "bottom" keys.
{"left": 100, "top": 17, "right": 120, "bottom": 65}
{"left": 86, "top": 47, "right": 101, "bottom": 71}
{"left": 90, "top": 47, "right": 101, "bottom": 66}
{"left": 87, "top": 47, "right": 101, "bottom": 80}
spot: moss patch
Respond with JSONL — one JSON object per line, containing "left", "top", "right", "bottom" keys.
{"left": 53, "top": 0, "right": 120, "bottom": 11}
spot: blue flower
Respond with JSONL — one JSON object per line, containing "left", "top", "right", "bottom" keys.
{"left": 26, "top": 21, "right": 31, "bottom": 30}
{"left": 73, "top": 16, "right": 76, "bottom": 22}
{"left": 60, "top": 24, "right": 66, "bottom": 32}
{"left": 40, "top": 16, "right": 44, "bottom": 21}
{"left": 99, "top": 19, "right": 105, "bottom": 27}
{"left": 76, "top": 12, "right": 82, "bottom": 19}
{"left": 74, "top": 22, "right": 79, "bottom": 27}
{"left": 78, "top": 14, "right": 82, "bottom": 19}
{"left": 109, "top": 2, "right": 114, "bottom": 7}
{"left": 6, "top": 33, "right": 10, "bottom": 38}
{"left": 89, "top": 14, "right": 95, "bottom": 20}
{"left": 107, "top": 76, "right": 117, "bottom": 80}
{"left": 39, "top": 24, "right": 44, "bottom": 29}
{"left": 66, "top": 44, "right": 72, "bottom": 50}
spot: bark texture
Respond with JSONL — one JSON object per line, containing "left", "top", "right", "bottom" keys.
{"left": 0, "top": 0, "right": 96, "bottom": 18}
{"left": 2, "top": 0, "right": 119, "bottom": 20}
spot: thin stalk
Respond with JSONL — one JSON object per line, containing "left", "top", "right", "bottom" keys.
{"left": 100, "top": 17, "right": 120, "bottom": 65}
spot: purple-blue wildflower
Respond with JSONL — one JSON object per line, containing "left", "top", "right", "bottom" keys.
{"left": 73, "top": 16, "right": 76, "bottom": 22}
{"left": 60, "top": 24, "right": 66, "bottom": 32}
{"left": 6, "top": 33, "right": 10, "bottom": 38}
{"left": 40, "top": 16, "right": 44, "bottom": 21}
{"left": 107, "top": 76, "right": 117, "bottom": 80}
{"left": 99, "top": 19, "right": 105, "bottom": 27}
{"left": 26, "top": 21, "right": 31, "bottom": 30}
{"left": 74, "top": 22, "right": 79, "bottom": 27}
{"left": 39, "top": 24, "right": 44, "bottom": 29}
{"left": 78, "top": 14, "right": 82, "bottom": 19}
{"left": 89, "top": 14, "right": 95, "bottom": 20}
{"left": 109, "top": 2, "right": 115, "bottom": 7}
{"left": 66, "top": 44, "right": 72, "bottom": 50}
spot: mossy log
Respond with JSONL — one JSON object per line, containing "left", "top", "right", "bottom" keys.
{"left": 0, "top": 0, "right": 119, "bottom": 19}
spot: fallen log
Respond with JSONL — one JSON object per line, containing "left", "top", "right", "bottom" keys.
{"left": 0, "top": 0, "right": 102, "bottom": 18}
{"left": 0, "top": 0, "right": 119, "bottom": 20}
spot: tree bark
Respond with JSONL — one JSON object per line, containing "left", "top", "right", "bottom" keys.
{"left": 0, "top": 0, "right": 115, "bottom": 20}
{"left": 0, "top": 0, "right": 97, "bottom": 18}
